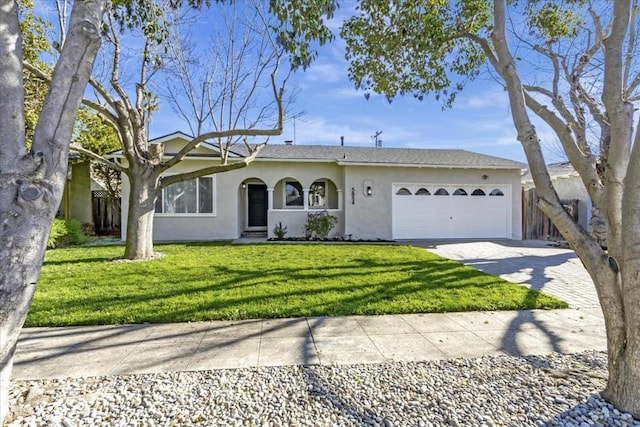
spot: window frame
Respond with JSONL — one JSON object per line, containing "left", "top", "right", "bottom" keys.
{"left": 395, "top": 187, "right": 412, "bottom": 196}
{"left": 284, "top": 180, "right": 304, "bottom": 208}
{"left": 308, "top": 179, "right": 328, "bottom": 209}
{"left": 155, "top": 175, "right": 216, "bottom": 216}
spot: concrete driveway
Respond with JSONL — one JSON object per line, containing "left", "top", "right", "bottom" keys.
{"left": 402, "top": 239, "right": 600, "bottom": 309}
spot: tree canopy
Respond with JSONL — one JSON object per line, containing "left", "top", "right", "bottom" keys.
{"left": 341, "top": 0, "right": 640, "bottom": 417}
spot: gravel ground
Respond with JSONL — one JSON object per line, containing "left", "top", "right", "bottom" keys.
{"left": 7, "top": 350, "right": 639, "bottom": 427}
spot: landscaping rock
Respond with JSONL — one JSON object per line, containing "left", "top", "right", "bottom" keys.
{"left": 6, "top": 351, "right": 640, "bottom": 426}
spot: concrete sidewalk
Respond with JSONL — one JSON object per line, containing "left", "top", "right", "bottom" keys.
{"left": 13, "top": 308, "right": 606, "bottom": 381}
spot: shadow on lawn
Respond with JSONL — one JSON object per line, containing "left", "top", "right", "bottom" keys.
{"left": 13, "top": 242, "right": 615, "bottom": 425}
{"left": 28, "top": 253, "right": 560, "bottom": 327}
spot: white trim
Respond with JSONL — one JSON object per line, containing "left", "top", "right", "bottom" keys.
{"left": 245, "top": 183, "right": 268, "bottom": 230}
{"left": 272, "top": 208, "right": 342, "bottom": 213}
{"left": 155, "top": 174, "right": 217, "bottom": 216}
{"left": 336, "top": 161, "right": 523, "bottom": 170}
{"left": 155, "top": 214, "right": 217, "bottom": 218}
{"left": 251, "top": 157, "right": 523, "bottom": 170}
{"left": 308, "top": 179, "right": 329, "bottom": 209}
{"left": 148, "top": 131, "right": 194, "bottom": 144}
{"left": 148, "top": 132, "right": 223, "bottom": 154}
{"left": 283, "top": 180, "right": 304, "bottom": 208}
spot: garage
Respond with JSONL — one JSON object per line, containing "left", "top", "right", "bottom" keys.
{"left": 392, "top": 184, "right": 511, "bottom": 239}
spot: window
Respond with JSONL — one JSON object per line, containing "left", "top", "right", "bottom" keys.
{"left": 155, "top": 176, "right": 214, "bottom": 214}
{"left": 434, "top": 188, "right": 449, "bottom": 196}
{"left": 309, "top": 181, "right": 326, "bottom": 207}
{"left": 416, "top": 188, "right": 430, "bottom": 195}
{"left": 489, "top": 189, "right": 504, "bottom": 196}
{"left": 471, "top": 189, "right": 486, "bottom": 196}
{"left": 396, "top": 187, "right": 411, "bottom": 195}
{"left": 285, "top": 181, "right": 303, "bottom": 206}
{"left": 453, "top": 188, "right": 468, "bottom": 196}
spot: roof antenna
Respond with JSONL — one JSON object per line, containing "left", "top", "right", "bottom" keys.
{"left": 372, "top": 130, "right": 383, "bottom": 148}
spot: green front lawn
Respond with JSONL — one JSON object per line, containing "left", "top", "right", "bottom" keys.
{"left": 26, "top": 242, "right": 567, "bottom": 326}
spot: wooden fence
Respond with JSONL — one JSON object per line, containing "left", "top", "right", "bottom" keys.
{"left": 522, "top": 188, "right": 578, "bottom": 240}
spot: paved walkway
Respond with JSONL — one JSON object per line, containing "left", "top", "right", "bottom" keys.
{"left": 13, "top": 239, "right": 605, "bottom": 381}
{"left": 405, "top": 239, "right": 600, "bottom": 308}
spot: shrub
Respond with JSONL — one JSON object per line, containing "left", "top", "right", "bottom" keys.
{"left": 47, "top": 218, "right": 89, "bottom": 248}
{"left": 48, "top": 219, "right": 68, "bottom": 248}
{"left": 304, "top": 211, "right": 337, "bottom": 239}
{"left": 63, "top": 218, "right": 89, "bottom": 246}
{"left": 273, "top": 221, "right": 288, "bottom": 239}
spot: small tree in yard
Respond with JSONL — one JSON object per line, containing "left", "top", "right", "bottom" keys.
{"left": 0, "top": 0, "right": 336, "bottom": 423}
{"left": 30, "top": 0, "right": 290, "bottom": 261}
{"left": 341, "top": 0, "right": 640, "bottom": 417}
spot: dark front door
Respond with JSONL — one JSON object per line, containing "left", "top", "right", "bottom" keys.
{"left": 248, "top": 184, "right": 268, "bottom": 227}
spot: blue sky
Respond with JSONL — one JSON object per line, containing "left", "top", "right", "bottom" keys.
{"left": 34, "top": 1, "right": 561, "bottom": 164}
{"left": 148, "top": 3, "right": 561, "bottom": 164}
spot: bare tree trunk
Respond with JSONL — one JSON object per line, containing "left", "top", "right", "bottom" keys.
{"left": 487, "top": 0, "right": 640, "bottom": 416}
{"left": 603, "top": 323, "right": 640, "bottom": 417}
{"left": 123, "top": 166, "right": 160, "bottom": 260}
{"left": 0, "top": 1, "right": 106, "bottom": 423}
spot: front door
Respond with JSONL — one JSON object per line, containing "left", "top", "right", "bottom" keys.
{"left": 247, "top": 184, "right": 268, "bottom": 228}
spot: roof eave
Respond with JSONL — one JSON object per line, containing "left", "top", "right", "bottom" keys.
{"left": 335, "top": 161, "right": 524, "bottom": 169}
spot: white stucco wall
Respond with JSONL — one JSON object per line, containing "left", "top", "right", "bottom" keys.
{"left": 120, "top": 157, "right": 346, "bottom": 241}
{"left": 119, "top": 138, "right": 522, "bottom": 241}
{"left": 342, "top": 165, "right": 522, "bottom": 240}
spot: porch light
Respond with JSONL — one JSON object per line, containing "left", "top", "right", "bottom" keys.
{"left": 241, "top": 182, "right": 247, "bottom": 189}
{"left": 363, "top": 180, "right": 373, "bottom": 196}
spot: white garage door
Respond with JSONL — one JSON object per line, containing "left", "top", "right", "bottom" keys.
{"left": 392, "top": 184, "right": 511, "bottom": 239}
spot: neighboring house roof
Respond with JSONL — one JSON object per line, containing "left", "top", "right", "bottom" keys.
{"left": 238, "top": 144, "right": 526, "bottom": 169}
{"left": 108, "top": 131, "right": 223, "bottom": 158}
{"left": 521, "top": 162, "right": 578, "bottom": 184}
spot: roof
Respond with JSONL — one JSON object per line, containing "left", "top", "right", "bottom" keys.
{"left": 521, "top": 162, "right": 577, "bottom": 183}
{"left": 242, "top": 144, "right": 526, "bottom": 169}
{"left": 110, "top": 132, "right": 526, "bottom": 169}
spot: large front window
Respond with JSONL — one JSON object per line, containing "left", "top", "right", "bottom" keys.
{"left": 155, "top": 176, "right": 215, "bottom": 214}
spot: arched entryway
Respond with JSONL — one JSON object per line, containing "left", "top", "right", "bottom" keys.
{"left": 243, "top": 179, "right": 268, "bottom": 231}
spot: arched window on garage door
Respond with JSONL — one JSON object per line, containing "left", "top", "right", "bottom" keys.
{"left": 415, "top": 188, "right": 430, "bottom": 195}
{"left": 489, "top": 189, "right": 504, "bottom": 196}
{"left": 471, "top": 188, "right": 486, "bottom": 196}
{"left": 453, "top": 188, "right": 468, "bottom": 196}
{"left": 434, "top": 188, "right": 449, "bottom": 195}
{"left": 396, "top": 187, "right": 412, "bottom": 195}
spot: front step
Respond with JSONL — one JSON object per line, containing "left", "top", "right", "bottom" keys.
{"left": 241, "top": 230, "right": 267, "bottom": 238}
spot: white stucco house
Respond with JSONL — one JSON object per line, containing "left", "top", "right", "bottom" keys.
{"left": 119, "top": 132, "right": 525, "bottom": 241}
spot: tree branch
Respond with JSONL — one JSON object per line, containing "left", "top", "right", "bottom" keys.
{"left": 70, "top": 144, "right": 127, "bottom": 174}
{"left": 523, "top": 91, "right": 604, "bottom": 207}
{"left": 161, "top": 69, "right": 284, "bottom": 172}
{"left": 31, "top": 0, "right": 106, "bottom": 180}
{"left": 0, "top": 0, "right": 27, "bottom": 167}
{"left": 601, "top": 0, "right": 633, "bottom": 258}
{"left": 160, "top": 142, "right": 266, "bottom": 188}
